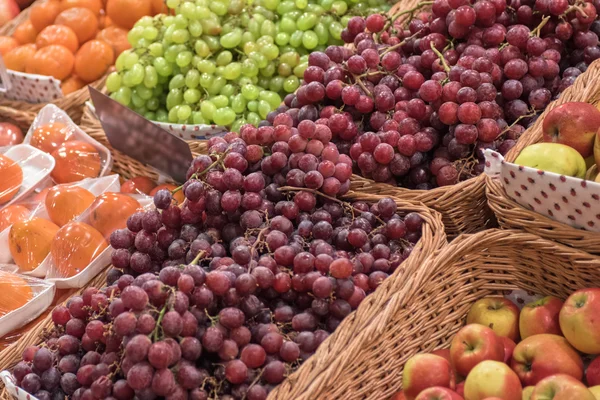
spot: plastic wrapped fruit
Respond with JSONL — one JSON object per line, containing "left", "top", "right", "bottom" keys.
{"left": 0, "top": 272, "right": 33, "bottom": 315}
{"left": 50, "top": 221, "right": 108, "bottom": 278}
{"left": 120, "top": 176, "right": 156, "bottom": 195}
{"left": 9, "top": 217, "right": 60, "bottom": 272}
{"left": 0, "top": 154, "right": 23, "bottom": 205}
{"left": 50, "top": 141, "right": 102, "bottom": 183}
{"left": 45, "top": 185, "right": 95, "bottom": 227}
{"left": 89, "top": 193, "right": 140, "bottom": 238}
{"left": 30, "top": 122, "right": 73, "bottom": 154}
{"left": 0, "top": 204, "right": 29, "bottom": 231}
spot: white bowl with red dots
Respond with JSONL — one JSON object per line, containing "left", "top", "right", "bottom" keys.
{"left": 484, "top": 149, "right": 600, "bottom": 232}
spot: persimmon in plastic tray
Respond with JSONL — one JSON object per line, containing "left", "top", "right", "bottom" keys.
{"left": 23, "top": 104, "right": 113, "bottom": 184}
{"left": 485, "top": 149, "right": 600, "bottom": 232}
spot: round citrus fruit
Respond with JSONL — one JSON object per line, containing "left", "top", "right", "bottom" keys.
{"left": 74, "top": 40, "right": 114, "bottom": 83}
{"left": 0, "top": 36, "right": 18, "bottom": 56}
{"left": 89, "top": 192, "right": 140, "bottom": 238}
{"left": 45, "top": 185, "right": 95, "bottom": 227}
{"left": 59, "top": 0, "right": 102, "bottom": 15}
{"left": 30, "top": 0, "right": 61, "bottom": 32}
{"left": 9, "top": 217, "right": 60, "bottom": 272}
{"left": 151, "top": 184, "right": 184, "bottom": 204}
{"left": 12, "top": 20, "right": 38, "bottom": 45}
{"left": 106, "top": 0, "right": 152, "bottom": 30}
{"left": 51, "top": 141, "right": 102, "bottom": 183}
{"left": 30, "top": 122, "right": 73, "bottom": 154}
{"left": 0, "top": 205, "right": 29, "bottom": 232}
{"left": 54, "top": 7, "right": 98, "bottom": 44}
{"left": 4, "top": 44, "right": 36, "bottom": 72}
{"left": 96, "top": 26, "right": 130, "bottom": 57}
{"left": 26, "top": 45, "right": 74, "bottom": 80}
{"left": 0, "top": 272, "right": 34, "bottom": 315}
{"left": 0, "top": 154, "right": 23, "bottom": 205}
{"left": 51, "top": 221, "right": 107, "bottom": 277}
{"left": 61, "top": 75, "right": 85, "bottom": 95}
{"left": 36, "top": 25, "right": 79, "bottom": 53}
{"left": 121, "top": 176, "right": 156, "bottom": 195}
{"left": 98, "top": 14, "right": 112, "bottom": 29}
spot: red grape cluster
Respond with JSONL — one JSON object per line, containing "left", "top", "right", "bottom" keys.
{"left": 13, "top": 135, "right": 423, "bottom": 399}
{"left": 279, "top": 0, "right": 600, "bottom": 189}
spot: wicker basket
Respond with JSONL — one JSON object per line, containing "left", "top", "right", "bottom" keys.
{"left": 0, "top": 106, "right": 36, "bottom": 134}
{"left": 80, "top": 104, "right": 208, "bottom": 183}
{"left": 0, "top": 0, "right": 108, "bottom": 123}
{"left": 486, "top": 59, "right": 600, "bottom": 254}
{"left": 268, "top": 229, "right": 600, "bottom": 400}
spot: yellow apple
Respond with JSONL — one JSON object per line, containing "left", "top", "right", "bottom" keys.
{"left": 522, "top": 386, "right": 534, "bottom": 400}
{"left": 530, "top": 374, "right": 595, "bottom": 400}
{"left": 559, "top": 288, "right": 600, "bottom": 354}
{"left": 466, "top": 297, "right": 520, "bottom": 342}
{"left": 515, "top": 143, "right": 587, "bottom": 178}
{"left": 590, "top": 386, "right": 600, "bottom": 400}
{"left": 464, "top": 360, "right": 522, "bottom": 400}
{"left": 403, "top": 354, "right": 456, "bottom": 400}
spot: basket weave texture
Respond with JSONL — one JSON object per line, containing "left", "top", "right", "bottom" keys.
{"left": 0, "top": 106, "right": 36, "bottom": 134}
{"left": 486, "top": 58, "right": 600, "bottom": 254}
{"left": 0, "top": 1, "right": 107, "bottom": 124}
{"left": 268, "top": 229, "right": 600, "bottom": 400}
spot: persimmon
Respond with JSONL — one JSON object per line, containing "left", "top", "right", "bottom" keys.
{"left": 12, "top": 20, "right": 38, "bottom": 45}
{"left": 0, "top": 205, "right": 29, "bottom": 232}
{"left": 61, "top": 75, "right": 85, "bottom": 95}
{"left": 51, "top": 221, "right": 107, "bottom": 277}
{"left": 74, "top": 40, "right": 114, "bottom": 83}
{"left": 0, "top": 36, "right": 18, "bottom": 56}
{"left": 54, "top": 7, "right": 98, "bottom": 44}
{"left": 59, "top": 0, "right": 102, "bottom": 15}
{"left": 51, "top": 141, "right": 102, "bottom": 183}
{"left": 89, "top": 192, "right": 140, "bottom": 238}
{"left": 29, "top": 0, "right": 61, "bottom": 32}
{"left": 30, "top": 122, "right": 73, "bottom": 154}
{"left": 36, "top": 25, "right": 79, "bottom": 53}
{"left": 106, "top": 0, "right": 152, "bottom": 30}
{"left": 26, "top": 45, "right": 74, "bottom": 80}
{"left": 4, "top": 44, "right": 36, "bottom": 72}
{"left": 0, "top": 154, "right": 23, "bottom": 205}
{"left": 0, "top": 272, "right": 34, "bottom": 315}
{"left": 9, "top": 217, "right": 60, "bottom": 272}
{"left": 45, "top": 185, "right": 95, "bottom": 227}
{"left": 96, "top": 26, "right": 130, "bottom": 57}
{"left": 121, "top": 176, "right": 156, "bottom": 195}
{"left": 151, "top": 184, "right": 184, "bottom": 204}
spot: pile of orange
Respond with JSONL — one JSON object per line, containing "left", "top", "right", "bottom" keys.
{"left": 0, "top": 0, "right": 166, "bottom": 95}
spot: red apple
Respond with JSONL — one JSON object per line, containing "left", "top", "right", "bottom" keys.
{"left": 121, "top": 176, "right": 157, "bottom": 195}
{"left": 392, "top": 392, "right": 407, "bottom": 400}
{"left": 587, "top": 356, "right": 600, "bottom": 387}
{"left": 0, "top": 0, "right": 18, "bottom": 26}
{"left": 403, "top": 354, "right": 455, "bottom": 400}
{"left": 0, "top": 122, "right": 23, "bottom": 146}
{"left": 415, "top": 387, "right": 464, "bottom": 400}
{"left": 466, "top": 297, "right": 520, "bottom": 342}
{"left": 543, "top": 102, "right": 600, "bottom": 158}
{"left": 510, "top": 334, "right": 583, "bottom": 386}
{"left": 464, "top": 360, "right": 523, "bottom": 400}
{"left": 559, "top": 288, "right": 600, "bottom": 354}
{"left": 519, "top": 296, "right": 563, "bottom": 340}
{"left": 455, "top": 382, "right": 465, "bottom": 397}
{"left": 450, "top": 324, "right": 505, "bottom": 377}
{"left": 501, "top": 336, "right": 516, "bottom": 364}
{"left": 530, "top": 374, "right": 595, "bottom": 400}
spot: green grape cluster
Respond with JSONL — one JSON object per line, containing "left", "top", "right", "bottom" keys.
{"left": 105, "top": 0, "right": 389, "bottom": 130}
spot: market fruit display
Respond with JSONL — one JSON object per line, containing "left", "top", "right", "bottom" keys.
{"left": 105, "top": 0, "right": 389, "bottom": 128}
{"left": 393, "top": 289, "right": 600, "bottom": 400}
{"left": 10, "top": 124, "right": 425, "bottom": 398}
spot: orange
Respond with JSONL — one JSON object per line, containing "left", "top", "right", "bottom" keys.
{"left": 4, "top": 44, "right": 36, "bottom": 72}
{"left": 51, "top": 222, "right": 107, "bottom": 277}
{"left": 55, "top": 8, "right": 98, "bottom": 45}
{"left": 99, "top": 14, "right": 112, "bottom": 29}
{"left": 0, "top": 154, "right": 23, "bottom": 205}
{"left": 89, "top": 192, "right": 140, "bottom": 238}
{"left": 30, "top": 122, "right": 73, "bottom": 153}
{"left": 74, "top": 40, "right": 114, "bottom": 83}
{"left": 151, "top": 0, "right": 168, "bottom": 14}
{"left": 29, "top": 0, "right": 61, "bottom": 32}
{"left": 0, "top": 272, "right": 34, "bottom": 315}
{"left": 9, "top": 217, "right": 60, "bottom": 272}
{"left": 51, "top": 141, "right": 102, "bottom": 183}
{"left": 59, "top": 0, "right": 102, "bottom": 15}
{"left": 0, "top": 205, "right": 30, "bottom": 232}
{"left": 121, "top": 176, "right": 156, "bottom": 195}
{"left": 0, "top": 36, "right": 18, "bottom": 56}
{"left": 13, "top": 20, "right": 38, "bottom": 45}
{"left": 150, "top": 184, "right": 184, "bottom": 204}
{"left": 36, "top": 25, "right": 79, "bottom": 53}
{"left": 61, "top": 75, "right": 85, "bottom": 95}
{"left": 26, "top": 45, "right": 74, "bottom": 80}
{"left": 45, "top": 185, "right": 95, "bottom": 227}
{"left": 96, "top": 26, "right": 130, "bottom": 57}
{"left": 106, "top": 0, "right": 152, "bottom": 30}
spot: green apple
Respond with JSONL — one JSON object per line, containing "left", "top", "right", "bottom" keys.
{"left": 514, "top": 143, "right": 587, "bottom": 178}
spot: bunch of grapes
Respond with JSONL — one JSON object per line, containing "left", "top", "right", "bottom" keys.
{"left": 105, "top": 0, "right": 390, "bottom": 130}
{"left": 275, "top": 0, "right": 600, "bottom": 190}
{"left": 12, "top": 131, "right": 424, "bottom": 399}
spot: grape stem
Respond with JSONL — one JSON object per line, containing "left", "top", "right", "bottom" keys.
{"left": 499, "top": 107, "right": 539, "bottom": 137}
{"left": 190, "top": 250, "right": 206, "bottom": 266}
{"left": 565, "top": 4, "right": 588, "bottom": 18}
{"left": 430, "top": 42, "right": 450, "bottom": 73}
{"left": 152, "top": 305, "right": 168, "bottom": 342}
{"left": 383, "top": 1, "right": 434, "bottom": 33}
{"left": 172, "top": 154, "right": 226, "bottom": 194}
{"left": 379, "top": 30, "right": 420, "bottom": 56}
{"left": 354, "top": 76, "right": 372, "bottom": 97}
{"left": 530, "top": 15, "right": 551, "bottom": 37}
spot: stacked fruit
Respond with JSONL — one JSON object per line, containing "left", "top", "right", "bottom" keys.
{"left": 10, "top": 126, "right": 424, "bottom": 399}
{"left": 393, "top": 291, "right": 600, "bottom": 400}
{"left": 279, "top": 0, "right": 600, "bottom": 190}
{"left": 105, "top": 0, "right": 389, "bottom": 129}
{"left": 0, "top": 0, "right": 164, "bottom": 95}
